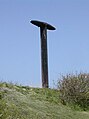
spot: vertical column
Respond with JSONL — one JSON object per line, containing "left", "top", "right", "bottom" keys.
{"left": 40, "top": 27, "right": 49, "bottom": 88}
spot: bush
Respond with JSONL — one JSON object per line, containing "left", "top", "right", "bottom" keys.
{"left": 58, "top": 73, "right": 89, "bottom": 110}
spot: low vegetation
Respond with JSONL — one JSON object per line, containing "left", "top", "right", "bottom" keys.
{"left": 58, "top": 73, "right": 89, "bottom": 110}
{"left": 0, "top": 73, "right": 89, "bottom": 119}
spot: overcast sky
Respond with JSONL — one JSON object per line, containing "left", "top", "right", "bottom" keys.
{"left": 0, "top": 0, "right": 89, "bottom": 88}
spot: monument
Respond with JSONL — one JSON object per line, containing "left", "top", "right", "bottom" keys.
{"left": 31, "top": 20, "right": 56, "bottom": 88}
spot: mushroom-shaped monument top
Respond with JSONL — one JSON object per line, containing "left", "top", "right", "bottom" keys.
{"left": 30, "top": 20, "right": 56, "bottom": 30}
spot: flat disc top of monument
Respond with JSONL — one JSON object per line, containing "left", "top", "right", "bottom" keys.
{"left": 31, "top": 20, "right": 56, "bottom": 30}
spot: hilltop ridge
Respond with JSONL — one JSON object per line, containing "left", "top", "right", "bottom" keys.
{"left": 0, "top": 82, "right": 89, "bottom": 119}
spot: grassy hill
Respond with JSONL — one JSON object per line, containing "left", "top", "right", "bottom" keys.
{"left": 0, "top": 82, "right": 89, "bottom": 119}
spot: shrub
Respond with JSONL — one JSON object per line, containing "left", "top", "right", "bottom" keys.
{"left": 58, "top": 73, "right": 89, "bottom": 110}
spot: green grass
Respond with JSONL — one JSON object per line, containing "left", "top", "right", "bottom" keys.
{"left": 0, "top": 82, "right": 89, "bottom": 119}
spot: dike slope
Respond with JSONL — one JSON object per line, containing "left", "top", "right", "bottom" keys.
{"left": 0, "top": 82, "right": 89, "bottom": 119}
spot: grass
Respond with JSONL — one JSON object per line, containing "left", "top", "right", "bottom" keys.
{"left": 0, "top": 82, "right": 89, "bottom": 119}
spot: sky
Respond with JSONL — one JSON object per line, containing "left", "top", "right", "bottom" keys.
{"left": 0, "top": 0, "right": 89, "bottom": 88}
